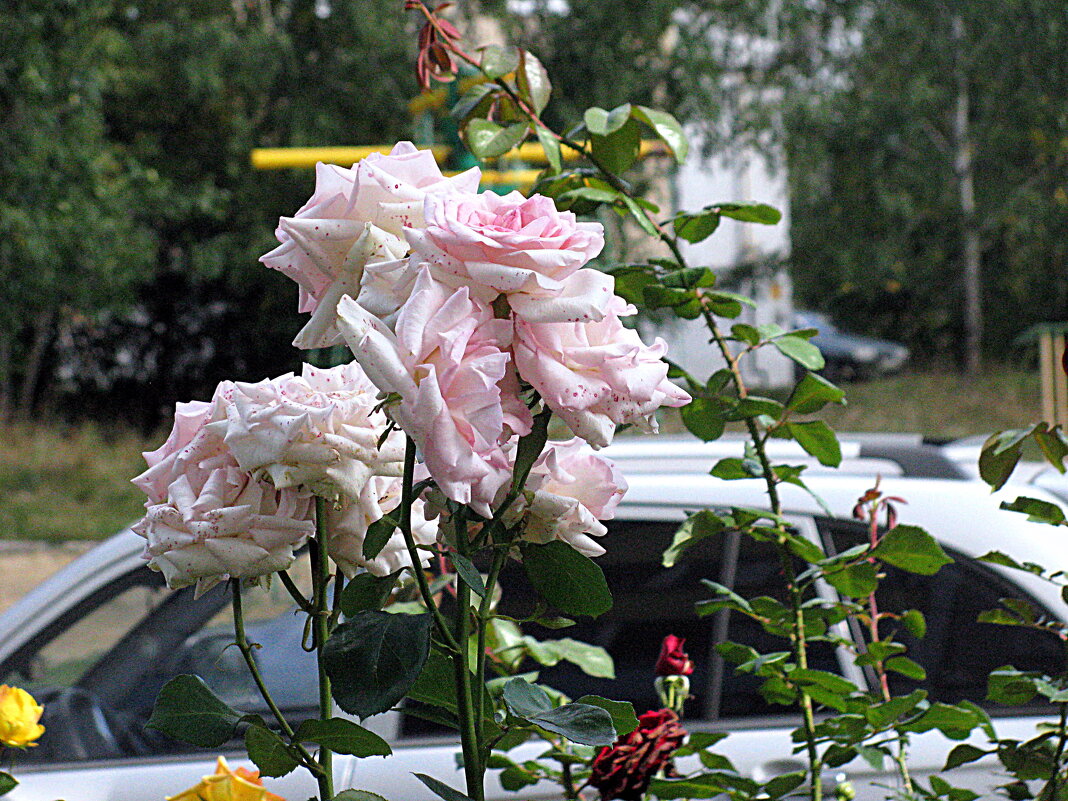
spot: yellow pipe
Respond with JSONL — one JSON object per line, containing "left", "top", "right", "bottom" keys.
{"left": 250, "top": 145, "right": 450, "bottom": 170}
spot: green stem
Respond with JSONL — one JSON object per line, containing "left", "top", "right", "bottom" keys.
{"left": 312, "top": 498, "right": 335, "bottom": 800}
{"left": 453, "top": 510, "right": 485, "bottom": 801}
{"left": 398, "top": 437, "right": 460, "bottom": 653}
{"left": 278, "top": 568, "right": 315, "bottom": 615}
{"left": 475, "top": 547, "right": 508, "bottom": 747}
{"left": 231, "top": 580, "right": 324, "bottom": 779}
{"left": 1047, "top": 702, "right": 1068, "bottom": 800}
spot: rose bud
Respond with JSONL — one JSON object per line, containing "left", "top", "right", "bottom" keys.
{"left": 655, "top": 634, "right": 694, "bottom": 676}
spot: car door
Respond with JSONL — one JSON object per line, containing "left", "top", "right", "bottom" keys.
{"left": 0, "top": 559, "right": 332, "bottom": 801}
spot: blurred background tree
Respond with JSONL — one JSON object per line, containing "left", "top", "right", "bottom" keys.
{"left": 3, "top": 0, "right": 1067, "bottom": 428}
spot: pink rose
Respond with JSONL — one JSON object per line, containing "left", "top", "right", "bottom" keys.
{"left": 398, "top": 191, "right": 611, "bottom": 323}
{"left": 336, "top": 269, "right": 525, "bottom": 516}
{"left": 326, "top": 476, "right": 439, "bottom": 578}
{"left": 514, "top": 297, "right": 690, "bottom": 447}
{"left": 211, "top": 362, "right": 403, "bottom": 503}
{"left": 133, "top": 417, "right": 314, "bottom": 593}
{"left": 505, "top": 439, "right": 627, "bottom": 556}
{"left": 261, "top": 142, "right": 480, "bottom": 348}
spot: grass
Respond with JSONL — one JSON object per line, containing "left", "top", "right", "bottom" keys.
{"left": 0, "top": 368, "right": 1048, "bottom": 542}
{"left": 0, "top": 421, "right": 151, "bottom": 542}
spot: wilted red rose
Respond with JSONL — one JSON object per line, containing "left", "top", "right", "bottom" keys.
{"left": 589, "top": 709, "right": 687, "bottom": 801}
{"left": 655, "top": 634, "right": 694, "bottom": 676}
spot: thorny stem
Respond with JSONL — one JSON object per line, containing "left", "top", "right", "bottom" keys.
{"left": 475, "top": 548, "right": 508, "bottom": 748}
{"left": 398, "top": 436, "right": 460, "bottom": 653}
{"left": 312, "top": 498, "right": 335, "bottom": 800}
{"left": 453, "top": 510, "right": 485, "bottom": 801}
{"left": 1048, "top": 702, "right": 1068, "bottom": 800}
{"left": 415, "top": 5, "right": 823, "bottom": 794}
{"left": 864, "top": 501, "right": 913, "bottom": 795}
{"left": 231, "top": 580, "right": 325, "bottom": 781}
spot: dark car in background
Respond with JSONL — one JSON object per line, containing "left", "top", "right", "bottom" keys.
{"left": 796, "top": 310, "right": 910, "bottom": 381}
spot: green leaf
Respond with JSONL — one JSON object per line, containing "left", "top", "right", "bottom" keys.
{"left": 529, "top": 702, "right": 616, "bottom": 746}
{"left": 502, "top": 678, "right": 552, "bottom": 717}
{"left": 901, "top": 703, "right": 981, "bottom": 739}
{"left": 649, "top": 773, "right": 757, "bottom": 799}
{"left": 451, "top": 84, "right": 495, "bottom": 123}
{"left": 902, "top": 609, "right": 927, "bottom": 638}
{"left": 362, "top": 514, "right": 398, "bottom": 560}
{"left": 884, "top": 656, "right": 927, "bottom": 680}
{"left": 295, "top": 717, "right": 392, "bottom": 757}
{"left": 622, "top": 194, "right": 660, "bottom": 237}
{"left": 465, "top": 119, "right": 528, "bottom": 160}
{"left": 673, "top": 210, "right": 720, "bottom": 243}
{"left": 680, "top": 398, "right": 726, "bottom": 443}
{"left": 522, "top": 540, "right": 612, "bottom": 617}
{"left": 987, "top": 666, "right": 1041, "bottom": 705}
{"left": 323, "top": 610, "right": 432, "bottom": 718}
{"left": 702, "top": 290, "right": 754, "bottom": 318}
{"left": 534, "top": 125, "right": 561, "bottom": 174}
{"left": 631, "top": 105, "right": 688, "bottom": 163}
{"left": 414, "top": 773, "right": 476, "bottom": 801}
{"left": 0, "top": 772, "right": 17, "bottom": 796}
{"left": 724, "top": 396, "right": 784, "bottom": 421}
{"left": 788, "top": 421, "right": 842, "bottom": 467}
{"left": 146, "top": 674, "right": 245, "bottom": 748}
{"left": 522, "top": 637, "right": 615, "bottom": 678}
{"left": 333, "top": 792, "right": 391, "bottom": 801}
{"left": 450, "top": 552, "right": 486, "bottom": 598}
{"left": 786, "top": 372, "right": 846, "bottom": 414}
{"left": 591, "top": 118, "right": 641, "bottom": 174}
{"left": 764, "top": 772, "right": 806, "bottom": 799}
{"left": 773, "top": 335, "right": 825, "bottom": 370}
{"left": 872, "top": 524, "right": 952, "bottom": 575}
{"left": 823, "top": 560, "right": 878, "bottom": 598}
{"left": 502, "top": 679, "right": 615, "bottom": 745}
{"left": 584, "top": 104, "right": 632, "bottom": 136}
{"left": 1000, "top": 496, "right": 1067, "bottom": 526}
{"left": 517, "top": 50, "right": 551, "bottom": 114}
{"left": 945, "top": 744, "right": 989, "bottom": 771}
{"left": 407, "top": 649, "right": 497, "bottom": 733}
{"left": 245, "top": 724, "right": 301, "bottom": 778}
{"left": 480, "top": 44, "right": 519, "bottom": 78}
{"left": 715, "top": 202, "right": 782, "bottom": 224}
{"left": 979, "top": 429, "right": 1030, "bottom": 491}
{"left": 710, "top": 457, "right": 757, "bottom": 480}
{"left": 575, "top": 695, "right": 639, "bottom": 735}
{"left": 663, "top": 509, "right": 725, "bottom": 568}
{"left": 732, "top": 323, "right": 760, "bottom": 344}
{"left": 340, "top": 569, "right": 401, "bottom": 616}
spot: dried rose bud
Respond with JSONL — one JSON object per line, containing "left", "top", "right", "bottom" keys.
{"left": 589, "top": 709, "right": 687, "bottom": 801}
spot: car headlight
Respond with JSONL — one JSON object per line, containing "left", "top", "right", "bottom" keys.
{"left": 853, "top": 346, "right": 878, "bottom": 363}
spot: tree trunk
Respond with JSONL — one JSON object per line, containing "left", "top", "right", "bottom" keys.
{"left": 952, "top": 14, "right": 983, "bottom": 374}
{"left": 16, "top": 312, "right": 53, "bottom": 419}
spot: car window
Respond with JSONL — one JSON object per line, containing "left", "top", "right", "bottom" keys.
{"left": 819, "top": 518, "right": 1066, "bottom": 711}
{"left": 1, "top": 555, "right": 317, "bottom": 763}
{"left": 474, "top": 518, "right": 842, "bottom": 726}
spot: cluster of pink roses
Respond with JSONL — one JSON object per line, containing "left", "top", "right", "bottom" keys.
{"left": 132, "top": 363, "right": 436, "bottom": 592}
{"left": 134, "top": 142, "right": 687, "bottom": 585}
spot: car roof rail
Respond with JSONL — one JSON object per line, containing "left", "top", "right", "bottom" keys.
{"left": 854, "top": 442, "right": 969, "bottom": 479}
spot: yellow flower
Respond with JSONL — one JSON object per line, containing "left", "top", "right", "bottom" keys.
{"left": 167, "top": 756, "right": 285, "bottom": 801}
{"left": 0, "top": 684, "right": 45, "bottom": 748}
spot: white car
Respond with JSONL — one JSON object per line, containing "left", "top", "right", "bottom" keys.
{"left": 2, "top": 436, "right": 1066, "bottom": 801}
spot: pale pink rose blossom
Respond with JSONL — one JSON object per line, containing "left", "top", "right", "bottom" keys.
{"left": 505, "top": 438, "right": 627, "bottom": 556}
{"left": 210, "top": 362, "right": 403, "bottom": 503}
{"left": 336, "top": 269, "right": 521, "bottom": 517}
{"left": 326, "top": 476, "right": 439, "bottom": 578}
{"left": 514, "top": 296, "right": 691, "bottom": 447}
{"left": 378, "top": 191, "right": 611, "bottom": 324}
{"left": 261, "top": 142, "right": 480, "bottom": 348}
{"left": 132, "top": 409, "right": 314, "bottom": 593}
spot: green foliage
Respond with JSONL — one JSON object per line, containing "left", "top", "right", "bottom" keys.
{"left": 323, "top": 611, "right": 433, "bottom": 719}
{"left": 501, "top": 678, "right": 616, "bottom": 746}
{"left": 521, "top": 540, "right": 612, "bottom": 617}
{"left": 294, "top": 718, "right": 392, "bottom": 758}
{"left": 0, "top": 772, "right": 17, "bottom": 796}
{"left": 246, "top": 724, "right": 302, "bottom": 778}
{"left": 146, "top": 674, "right": 253, "bottom": 748}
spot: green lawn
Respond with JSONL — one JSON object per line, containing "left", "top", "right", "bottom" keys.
{"left": 0, "top": 421, "right": 151, "bottom": 542}
{"left": 0, "top": 368, "right": 1048, "bottom": 542}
